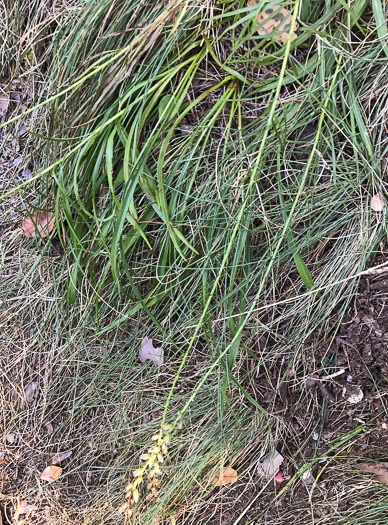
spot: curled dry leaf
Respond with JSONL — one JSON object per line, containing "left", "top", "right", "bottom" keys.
{"left": 358, "top": 462, "right": 388, "bottom": 485}
{"left": 210, "top": 466, "right": 238, "bottom": 486}
{"left": 23, "top": 211, "right": 55, "bottom": 238}
{"left": 247, "top": 0, "right": 298, "bottom": 45}
{"left": 40, "top": 465, "right": 63, "bottom": 482}
{"left": 50, "top": 450, "right": 72, "bottom": 465}
{"left": 371, "top": 193, "right": 386, "bottom": 212}
{"left": 18, "top": 499, "right": 38, "bottom": 515}
{"left": 139, "top": 337, "right": 164, "bottom": 366}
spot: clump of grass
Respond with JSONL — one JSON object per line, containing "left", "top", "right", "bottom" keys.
{"left": 1, "top": 0, "right": 388, "bottom": 523}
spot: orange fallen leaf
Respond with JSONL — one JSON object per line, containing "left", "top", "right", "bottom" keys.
{"left": 358, "top": 462, "right": 388, "bottom": 485}
{"left": 40, "top": 465, "right": 62, "bottom": 482}
{"left": 210, "top": 466, "right": 238, "bottom": 486}
{"left": 22, "top": 211, "right": 55, "bottom": 238}
{"left": 247, "top": 0, "right": 298, "bottom": 45}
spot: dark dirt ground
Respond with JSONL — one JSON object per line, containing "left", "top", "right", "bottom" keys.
{"left": 187, "top": 261, "right": 388, "bottom": 525}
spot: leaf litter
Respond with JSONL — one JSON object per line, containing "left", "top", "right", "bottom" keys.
{"left": 22, "top": 211, "right": 55, "bottom": 238}
{"left": 358, "top": 462, "right": 388, "bottom": 485}
{"left": 247, "top": 0, "right": 298, "bottom": 45}
{"left": 22, "top": 381, "right": 38, "bottom": 405}
{"left": 139, "top": 337, "right": 164, "bottom": 366}
{"left": 40, "top": 465, "right": 63, "bottom": 482}
{"left": 210, "top": 466, "right": 238, "bottom": 486}
{"left": 17, "top": 499, "right": 38, "bottom": 516}
{"left": 50, "top": 450, "right": 72, "bottom": 465}
{"left": 257, "top": 450, "right": 284, "bottom": 478}
{"left": 0, "top": 91, "right": 9, "bottom": 117}
{"left": 274, "top": 471, "right": 291, "bottom": 483}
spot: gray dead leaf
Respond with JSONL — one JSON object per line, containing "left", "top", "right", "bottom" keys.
{"left": 50, "top": 450, "right": 72, "bottom": 465}
{"left": 18, "top": 499, "right": 38, "bottom": 515}
{"left": 302, "top": 468, "right": 314, "bottom": 485}
{"left": 139, "top": 337, "right": 164, "bottom": 366}
{"left": 22, "top": 381, "right": 38, "bottom": 405}
{"left": 342, "top": 384, "right": 363, "bottom": 404}
{"left": 0, "top": 94, "right": 8, "bottom": 117}
{"left": 306, "top": 374, "right": 319, "bottom": 390}
{"left": 45, "top": 422, "right": 54, "bottom": 435}
{"left": 257, "top": 450, "right": 284, "bottom": 478}
{"left": 22, "top": 167, "right": 32, "bottom": 179}
{"left": 10, "top": 92, "right": 20, "bottom": 105}
{"left": 6, "top": 433, "right": 15, "bottom": 444}
{"left": 17, "top": 123, "right": 27, "bottom": 137}
{"left": 362, "top": 314, "right": 383, "bottom": 336}
{"left": 358, "top": 462, "right": 388, "bottom": 485}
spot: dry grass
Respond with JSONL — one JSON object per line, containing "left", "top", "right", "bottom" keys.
{"left": 1, "top": 0, "right": 388, "bottom": 524}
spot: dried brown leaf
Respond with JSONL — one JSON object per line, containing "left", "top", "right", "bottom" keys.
{"left": 40, "top": 465, "right": 62, "bottom": 482}
{"left": 358, "top": 462, "right": 388, "bottom": 485}
{"left": 210, "top": 466, "right": 238, "bottom": 486}
{"left": 247, "top": 0, "right": 298, "bottom": 45}
{"left": 50, "top": 450, "right": 72, "bottom": 465}
{"left": 139, "top": 337, "right": 164, "bottom": 366}
{"left": 22, "top": 211, "right": 55, "bottom": 238}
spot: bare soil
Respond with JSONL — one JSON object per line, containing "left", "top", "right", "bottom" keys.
{"left": 192, "top": 261, "right": 388, "bottom": 525}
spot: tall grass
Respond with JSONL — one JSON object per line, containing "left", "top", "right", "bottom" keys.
{"left": 1, "top": 0, "right": 388, "bottom": 523}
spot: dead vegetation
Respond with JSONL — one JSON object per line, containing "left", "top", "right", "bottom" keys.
{"left": 1, "top": 0, "right": 388, "bottom": 523}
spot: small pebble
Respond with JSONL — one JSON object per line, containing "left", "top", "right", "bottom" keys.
{"left": 10, "top": 92, "right": 20, "bottom": 105}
